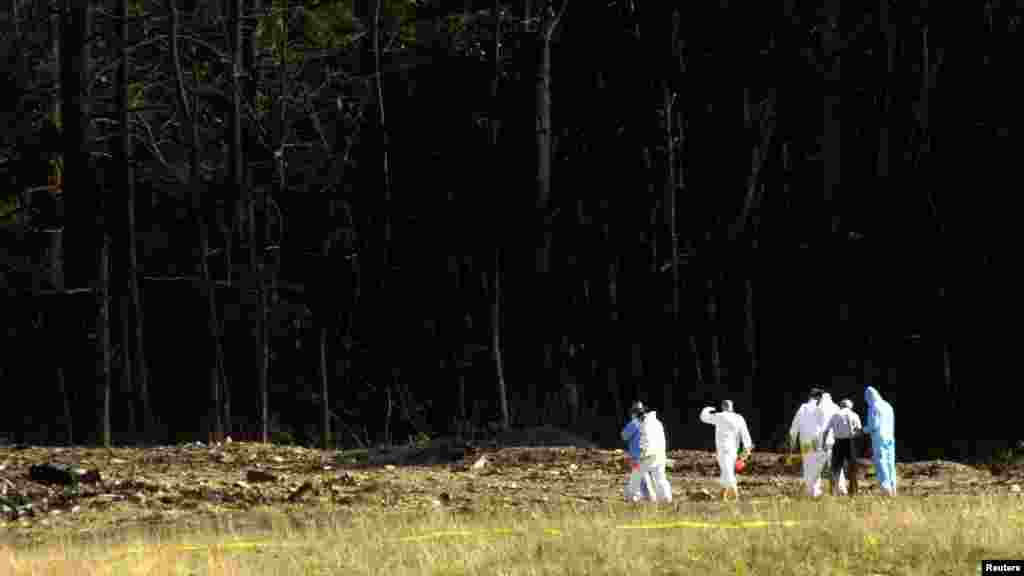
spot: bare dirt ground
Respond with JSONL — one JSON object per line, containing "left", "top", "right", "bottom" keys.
{"left": 2, "top": 427, "right": 1022, "bottom": 548}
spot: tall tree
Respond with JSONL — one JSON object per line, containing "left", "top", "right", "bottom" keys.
{"left": 534, "top": 0, "right": 569, "bottom": 275}
{"left": 167, "top": 0, "right": 226, "bottom": 442}
{"left": 491, "top": 0, "right": 510, "bottom": 430}
{"left": 118, "top": 0, "right": 152, "bottom": 439}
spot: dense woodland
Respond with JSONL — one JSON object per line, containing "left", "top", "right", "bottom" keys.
{"left": 0, "top": 1, "right": 1018, "bottom": 460}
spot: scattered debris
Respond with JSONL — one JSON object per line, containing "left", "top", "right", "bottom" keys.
{"left": 245, "top": 470, "right": 278, "bottom": 484}
{"left": 689, "top": 489, "right": 715, "bottom": 502}
{"left": 0, "top": 433, "right": 1018, "bottom": 548}
{"left": 288, "top": 481, "right": 315, "bottom": 503}
{"left": 28, "top": 463, "right": 97, "bottom": 486}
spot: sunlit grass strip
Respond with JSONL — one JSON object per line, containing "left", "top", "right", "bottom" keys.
{"left": 2, "top": 495, "right": 1022, "bottom": 575}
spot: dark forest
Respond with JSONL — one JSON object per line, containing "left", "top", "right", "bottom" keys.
{"left": 1, "top": 0, "right": 1019, "bottom": 462}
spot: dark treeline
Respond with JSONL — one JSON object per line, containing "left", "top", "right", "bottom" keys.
{"left": 0, "top": 1, "right": 1018, "bottom": 460}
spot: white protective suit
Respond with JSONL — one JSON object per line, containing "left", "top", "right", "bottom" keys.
{"left": 816, "top": 393, "right": 848, "bottom": 495}
{"left": 790, "top": 397, "right": 824, "bottom": 497}
{"left": 627, "top": 411, "right": 673, "bottom": 502}
{"left": 699, "top": 406, "right": 753, "bottom": 489}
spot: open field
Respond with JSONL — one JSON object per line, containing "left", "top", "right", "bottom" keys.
{"left": 2, "top": 493, "right": 1024, "bottom": 575}
{"left": 2, "top": 432, "right": 1024, "bottom": 574}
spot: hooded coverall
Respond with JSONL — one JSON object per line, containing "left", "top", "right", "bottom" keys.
{"left": 864, "top": 386, "right": 896, "bottom": 495}
{"left": 790, "top": 398, "right": 825, "bottom": 497}
{"left": 621, "top": 416, "right": 652, "bottom": 500}
{"left": 627, "top": 411, "right": 673, "bottom": 502}
{"left": 817, "top": 394, "right": 848, "bottom": 495}
{"left": 699, "top": 406, "right": 753, "bottom": 491}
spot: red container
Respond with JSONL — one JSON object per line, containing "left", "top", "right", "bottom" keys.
{"left": 735, "top": 458, "right": 746, "bottom": 473}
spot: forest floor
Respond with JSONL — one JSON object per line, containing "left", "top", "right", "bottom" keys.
{"left": 1, "top": 427, "right": 1023, "bottom": 573}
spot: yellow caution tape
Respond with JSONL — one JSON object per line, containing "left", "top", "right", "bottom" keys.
{"left": 616, "top": 520, "right": 800, "bottom": 530}
{"left": 176, "top": 540, "right": 306, "bottom": 552}
{"left": 102, "top": 519, "right": 797, "bottom": 558}
{"left": 388, "top": 520, "right": 796, "bottom": 542}
{"left": 390, "top": 527, "right": 562, "bottom": 542}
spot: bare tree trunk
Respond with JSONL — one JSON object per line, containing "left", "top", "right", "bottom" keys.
{"left": 492, "top": 248, "right": 509, "bottom": 429}
{"left": 168, "top": 0, "right": 225, "bottom": 442}
{"left": 64, "top": 0, "right": 110, "bottom": 447}
{"left": 319, "top": 192, "right": 336, "bottom": 450}
{"left": 319, "top": 320, "right": 332, "bottom": 449}
{"left": 489, "top": 0, "right": 509, "bottom": 431}
{"left": 57, "top": 364, "right": 72, "bottom": 444}
{"left": 118, "top": 0, "right": 151, "bottom": 438}
{"left": 98, "top": 226, "right": 112, "bottom": 447}
{"left": 707, "top": 278, "right": 722, "bottom": 389}
{"left": 47, "top": 4, "right": 72, "bottom": 444}
{"left": 230, "top": 0, "right": 267, "bottom": 444}
{"left": 663, "top": 78, "right": 680, "bottom": 417}
{"left": 373, "top": 0, "right": 392, "bottom": 248}
{"left": 534, "top": 0, "right": 569, "bottom": 274}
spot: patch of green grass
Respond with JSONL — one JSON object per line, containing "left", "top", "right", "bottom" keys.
{"left": 3, "top": 495, "right": 1023, "bottom": 575}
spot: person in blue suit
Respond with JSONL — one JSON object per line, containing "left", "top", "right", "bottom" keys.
{"left": 621, "top": 401, "right": 652, "bottom": 500}
{"left": 863, "top": 386, "right": 896, "bottom": 496}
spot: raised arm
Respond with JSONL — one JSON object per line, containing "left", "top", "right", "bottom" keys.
{"left": 699, "top": 406, "right": 718, "bottom": 425}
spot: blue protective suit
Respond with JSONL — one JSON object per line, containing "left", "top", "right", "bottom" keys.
{"left": 864, "top": 386, "right": 896, "bottom": 495}
{"left": 621, "top": 418, "right": 651, "bottom": 499}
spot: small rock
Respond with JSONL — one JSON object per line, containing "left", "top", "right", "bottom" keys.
{"left": 76, "top": 468, "right": 102, "bottom": 484}
{"left": 272, "top": 456, "right": 285, "bottom": 464}
{"left": 1011, "top": 484, "right": 1021, "bottom": 494}
{"left": 385, "top": 464, "right": 397, "bottom": 471}
{"left": 246, "top": 469, "right": 277, "bottom": 483}
{"left": 225, "top": 436, "right": 233, "bottom": 444}
{"left": 288, "top": 481, "right": 315, "bottom": 502}
{"left": 338, "top": 472, "right": 358, "bottom": 486}
{"left": 688, "top": 489, "right": 715, "bottom": 502}
{"left": 471, "top": 456, "right": 488, "bottom": 470}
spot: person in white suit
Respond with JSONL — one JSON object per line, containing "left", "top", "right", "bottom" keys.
{"left": 790, "top": 388, "right": 825, "bottom": 497}
{"left": 626, "top": 404, "right": 673, "bottom": 502}
{"left": 700, "top": 400, "right": 754, "bottom": 501}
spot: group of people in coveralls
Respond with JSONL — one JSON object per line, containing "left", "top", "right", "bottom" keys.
{"left": 621, "top": 385, "right": 897, "bottom": 501}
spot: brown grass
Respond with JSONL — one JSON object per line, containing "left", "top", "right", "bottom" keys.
{"left": 2, "top": 494, "right": 1022, "bottom": 575}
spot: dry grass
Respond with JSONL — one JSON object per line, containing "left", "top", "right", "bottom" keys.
{"left": 2, "top": 494, "right": 1023, "bottom": 575}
